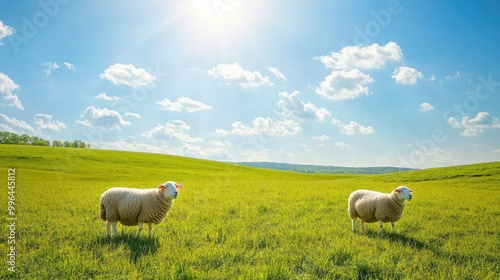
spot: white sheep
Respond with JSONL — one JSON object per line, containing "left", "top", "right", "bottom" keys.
{"left": 100, "top": 181, "right": 183, "bottom": 237}
{"left": 348, "top": 186, "right": 413, "bottom": 234}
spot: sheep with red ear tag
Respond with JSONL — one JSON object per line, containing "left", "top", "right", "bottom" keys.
{"left": 100, "top": 181, "right": 184, "bottom": 237}
{"left": 348, "top": 186, "right": 413, "bottom": 234}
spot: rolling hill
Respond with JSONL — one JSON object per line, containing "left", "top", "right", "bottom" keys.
{"left": 237, "top": 161, "right": 416, "bottom": 174}
{"left": 0, "top": 145, "right": 498, "bottom": 279}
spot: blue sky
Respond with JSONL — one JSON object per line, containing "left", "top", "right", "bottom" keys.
{"left": 1, "top": 0, "right": 499, "bottom": 168}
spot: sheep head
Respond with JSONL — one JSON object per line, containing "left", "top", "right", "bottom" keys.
{"left": 394, "top": 186, "right": 413, "bottom": 201}
{"left": 158, "top": 181, "right": 184, "bottom": 199}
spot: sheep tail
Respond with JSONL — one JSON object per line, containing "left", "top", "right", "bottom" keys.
{"left": 100, "top": 203, "right": 107, "bottom": 221}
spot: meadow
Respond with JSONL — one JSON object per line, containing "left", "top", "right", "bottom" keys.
{"left": 0, "top": 145, "right": 499, "bottom": 279}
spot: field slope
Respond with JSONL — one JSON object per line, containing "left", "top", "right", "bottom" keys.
{"left": 0, "top": 145, "right": 499, "bottom": 279}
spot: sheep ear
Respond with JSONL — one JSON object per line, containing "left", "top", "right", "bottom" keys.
{"left": 175, "top": 184, "right": 184, "bottom": 189}
{"left": 157, "top": 185, "right": 165, "bottom": 191}
{"left": 409, "top": 188, "right": 414, "bottom": 193}
{"left": 395, "top": 188, "right": 401, "bottom": 194}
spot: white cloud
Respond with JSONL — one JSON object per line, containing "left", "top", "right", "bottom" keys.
{"left": 95, "top": 92, "right": 121, "bottom": 101}
{"left": 493, "top": 148, "right": 500, "bottom": 154}
{"left": 335, "top": 141, "right": 351, "bottom": 150}
{"left": 97, "top": 136, "right": 167, "bottom": 154}
{"left": 0, "top": 21, "right": 14, "bottom": 44}
{"left": 210, "top": 140, "right": 232, "bottom": 147}
{"left": 0, "top": 73, "right": 23, "bottom": 110}
{"left": 156, "top": 97, "right": 212, "bottom": 113}
{"left": 448, "top": 112, "right": 500, "bottom": 136}
{"left": 41, "top": 62, "right": 59, "bottom": 77}
{"left": 64, "top": 62, "right": 76, "bottom": 70}
{"left": 277, "top": 91, "right": 331, "bottom": 121}
{"left": 392, "top": 66, "right": 423, "bottom": 85}
{"left": 179, "top": 143, "right": 230, "bottom": 160}
{"left": 33, "top": 114, "right": 66, "bottom": 131}
{"left": 316, "top": 69, "right": 373, "bottom": 100}
{"left": 41, "top": 61, "right": 76, "bottom": 76}
{"left": 123, "top": 112, "right": 141, "bottom": 119}
{"left": 315, "top": 42, "right": 403, "bottom": 71}
{"left": 207, "top": 63, "right": 273, "bottom": 88}
{"left": 100, "top": 63, "right": 157, "bottom": 88}
{"left": 332, "top": 118, "right": 375, "bottom": 135}
{"left": 142, "top": 120, "right": 204, "bottom": 143}
{"left": 216, "top": 117, "right": 301, "bottom": 137}
{"left": 409, "top": 147, "right": 455, "bottom": 168}
{"left": 312, "top": 135, "right": 330, "bottom": 141}
{"left": 314, "top": 42, "right": 404, "bottom": 101}
{"left": 448, "top": 118, "right": 460, "bottom": 128}
{"left": 0, "top": 114, "right": 37, "bottom": 134}
{"left": 96, "top": 137, "right": 230, "bottom": 160}
{"left": 446, "top": 70, "right": 461, "bottom": 80}
{"left": 77, "top": 106, "right": 131, "bottom": 130}
{"left": 278, "top": 149, "right": 295, "bottom": 159}
{"left": 240, "top": 149, "right": 271, "bottom": 162}
{"left": 420, "top": 102, "right": 435, "bottom": 111}
{"left": 268, "top": 67, "right": 287, "bottom": 81}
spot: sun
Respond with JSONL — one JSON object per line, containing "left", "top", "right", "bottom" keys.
{"left": 184, "top": 0, "right": 255, "bottom": 39}
{"left": 189, "top": 0, "right": 246, "bottom": 22}
{"left": 151, "top": 1, "right": 263, "bottom": 55}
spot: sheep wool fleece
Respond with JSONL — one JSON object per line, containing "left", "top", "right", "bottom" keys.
{"left": 100, "top": 187, "right": 173, "bottom": 226}
{"left": 348, "top": 190, "right": 406, "bottom": 223}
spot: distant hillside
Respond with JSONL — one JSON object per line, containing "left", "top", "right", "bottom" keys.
{"left": 237, "top": 162, "right": 416, "bottom": 174}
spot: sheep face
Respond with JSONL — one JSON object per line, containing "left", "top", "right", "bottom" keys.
{"left": 158, "top": 181, "right": 184, "bottom": 199}
{"left": 395, "top": 186, "right": 413, "bottom": 201}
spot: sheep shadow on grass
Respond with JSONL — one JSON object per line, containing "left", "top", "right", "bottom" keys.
{"left": 93, "top": 233, "right": 160, "bottom": 263}
{"left": 365, "top": 230, "right": 428, "bottom": 251}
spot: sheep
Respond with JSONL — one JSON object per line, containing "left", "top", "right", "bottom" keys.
{"left": 348, "top": 186, "right": 413, "bottom": 234}
{"left": 100, "top": 181, "right": 183, "bottom": 238}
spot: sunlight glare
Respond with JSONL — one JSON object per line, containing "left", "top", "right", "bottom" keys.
{"left": 184, "top": 0, "right": 253, "bottom": 40}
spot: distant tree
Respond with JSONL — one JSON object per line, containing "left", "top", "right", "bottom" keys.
{"left": 20, "top": 134, "right": 31, "bottom": 145}
{"left": 238, "top": 162, "right": 415, "bottom": 174}
{"left": 4, "top": 133, "right": 19, "bottom": 144}
{"left": 0, "top": 131, "right": 12, "bottom": 144}
{"left": 32, "top": 137, "right": 50, "bottom": 146}
{"left": 77, "top": 140, "right": 87, "bottom": 148}
{"left": 0, "top": 131, "right": 91, "bottom": 149}
{"left": 70, "top": 139, "right": 86, "bottom": 148}
{"left": 0, "top": 131, "right": 8, "bottom": 144}
{"left": 80, "top": 141, "right": 87, "bottom": 148}
{"left": 52, "top": 140, "right": 63, "bottom": 147}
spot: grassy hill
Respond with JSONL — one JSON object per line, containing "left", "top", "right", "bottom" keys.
{"left": 0, "top": 145, "right": 499, "bottom": 279}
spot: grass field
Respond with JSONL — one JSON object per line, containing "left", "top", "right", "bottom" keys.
{"left": 0, "top": 145, "right": 499, "bottom": 279}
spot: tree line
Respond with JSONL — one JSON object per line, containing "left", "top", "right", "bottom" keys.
{"left": 238, "top": 161, "right": 416, "bottom": 174}
{"left": 0, "top": 131, "right": 90, "bottom": 148}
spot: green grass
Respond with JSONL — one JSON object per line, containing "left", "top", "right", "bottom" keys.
{"left": 0, "top": 145, "right": 499, "bottom": 279}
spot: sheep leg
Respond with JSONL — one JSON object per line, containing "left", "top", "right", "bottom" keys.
{"left": 148, "top": 224, "right": 153, "bottom": 238}
{"left": 106, "top": 221, "right": 118, "bottom": 237}
{"left": 137, "top": 222, "right": 143, "bottom": 237}
{"left": 378, "top": 221, "right": 384, "bottom": 233}
{"left": 351, "top": 218, "right": 357, "bottom": 232}
{"left": 391, "top": 222, "right": 396, "bottom": 234}
{"left": 111, "top": 222, "right": 118, "bottom": 237}
{"left": 106, "top": 221, "right": 111, "bottom": 237}
{"left": 360, "top": 220, "right": 366, "bottom": 231}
